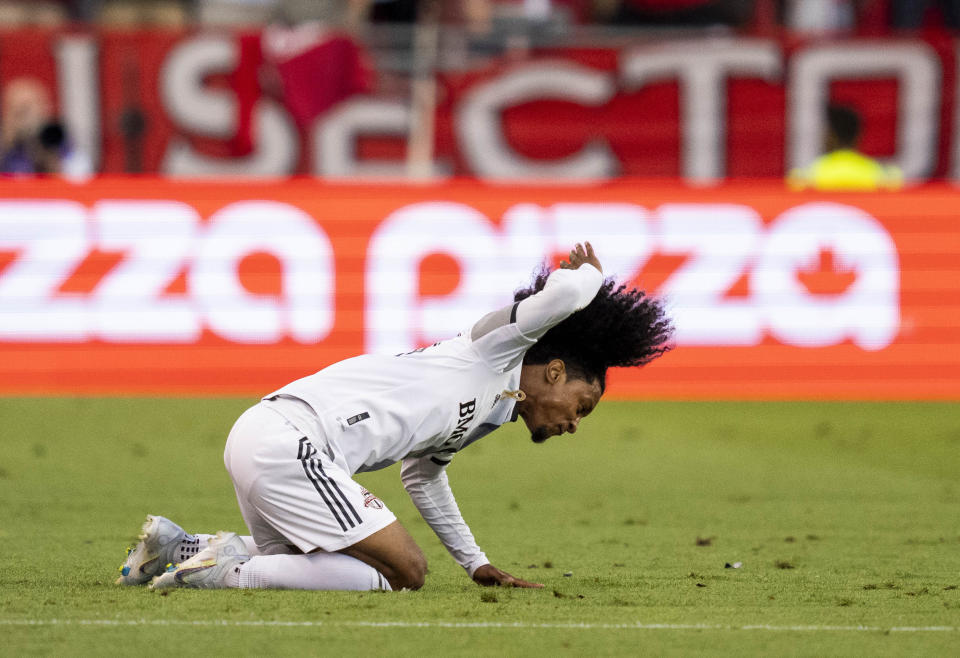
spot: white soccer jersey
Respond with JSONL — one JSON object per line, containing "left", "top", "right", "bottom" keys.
{"left": 267, "top": 264, "right": 603, "bottom": 475}
{"left": 263, "top": 263, "right": 604, "bottom": 574}
{"left": 267, "top": 334, "right": 524, "bottom": 475}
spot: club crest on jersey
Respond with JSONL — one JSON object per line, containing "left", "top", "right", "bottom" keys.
{"left": 445, "top": 399, "right": 476, "bottom": 445}
{"left": 361, "top": 488, "right": 383, "bottom": 510}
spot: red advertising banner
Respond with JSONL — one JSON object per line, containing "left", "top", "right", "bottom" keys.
{"left": 0, "top": 178, "right": 957, "bottom": 400}
{"left": 0, "top": 28, "right": 957, "bottom": 182}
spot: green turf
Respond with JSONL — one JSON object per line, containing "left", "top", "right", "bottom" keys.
{"left": 1, "top": 398, "right": 958, "bottom": 656}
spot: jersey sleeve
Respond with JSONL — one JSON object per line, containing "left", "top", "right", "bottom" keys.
{"left": 469, "top": 264, "right": 604, "bottom": 372}
{"left": 400, "top": 455, "right": 489, "bottom": 577}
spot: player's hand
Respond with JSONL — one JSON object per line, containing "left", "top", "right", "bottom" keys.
{"left": 472, "top": 564, "right": 544, "bottom": 588}
{"left": 559, "top": 242, "right": 602, "bottom": 273}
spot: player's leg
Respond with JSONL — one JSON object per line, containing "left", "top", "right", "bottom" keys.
{"left": 165, "top": 520, "right": 426, "bottom": 591}
{"left": 339, "top": 520, "right": 428, "bottom": 590}
{"left": 158, "top": 510, "right": 424, "bottom": 591}
{"left": 118, "top": 403, "right": 297, "bottom": 586}
{"left": 153, "top": 402, "right": 400, "bottom": 591}
{"left": 227, "top": 543, "right": 396, "bottom": 591}
{"left": 219, "top": 429, "right": 406, "bottom": 590}
{"left": 151, "top": 530, "right": 392, "bottom": 591}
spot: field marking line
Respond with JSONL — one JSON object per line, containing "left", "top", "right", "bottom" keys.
{"left": 0, "top": 619, "right": 956, "bottom": 632}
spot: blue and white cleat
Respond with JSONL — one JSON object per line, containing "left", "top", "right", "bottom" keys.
{"left": 116, "top": 515, "right": 188, "bottom": 585}
{"left": 149, "top": 531, "right": 248, "bottom": 590}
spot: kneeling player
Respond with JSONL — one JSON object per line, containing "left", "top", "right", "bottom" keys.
{"left": 117, "top": 243, "right": 672, "bottom": 591}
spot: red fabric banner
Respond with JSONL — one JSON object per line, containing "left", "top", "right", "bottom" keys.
{"left": 0, "top": 28, "right": 955, "bottom": 180}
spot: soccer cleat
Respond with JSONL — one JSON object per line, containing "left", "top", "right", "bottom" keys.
{"left": 115, "top": 515, "right": 188, "bottom": 586}
{"left": 149, "top": 531, "right": 249, "bottom": 590}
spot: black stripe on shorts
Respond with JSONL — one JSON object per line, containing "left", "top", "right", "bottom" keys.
{"left": 301, "top": 458, "right": 349, "bottom": 531}
{"left": 312, "top": 458, "right": 363, "bottom": 527}
{"left": 297, "top": 437, "right": 362, "bottom": 531}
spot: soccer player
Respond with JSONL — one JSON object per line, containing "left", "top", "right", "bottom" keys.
{"left": 117, "top": 243, "right": 672, "bottom": 591}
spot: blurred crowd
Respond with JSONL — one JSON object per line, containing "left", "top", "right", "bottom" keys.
{"left": 0, "top": 0, "right": 959, "bottom": 32}
{"left": 0, "top": 0, "right": 948, "bottom": 184}
{"left": 0, "top": 77, "right": 90, "bottom": 178}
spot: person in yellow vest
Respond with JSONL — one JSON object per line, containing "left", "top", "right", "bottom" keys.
{"left": 789, "top": 105, "right": 903, "bottom": 191}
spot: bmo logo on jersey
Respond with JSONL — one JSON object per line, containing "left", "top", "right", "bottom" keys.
{"left": 446, "top": 399, "right": 477, "bottom": 445}
{"left": 366, "top": 201, "right": 900, "bottom": 352}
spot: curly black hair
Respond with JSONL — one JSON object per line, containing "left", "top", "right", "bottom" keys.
{"left": 514, "top": 266, "right": 673, "bottom": 392}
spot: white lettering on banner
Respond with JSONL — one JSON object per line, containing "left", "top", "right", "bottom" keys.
{"left": 656, "top": 204, "right": 764, "bottom": 345}
{"left": 0, "top": 202, "right": 90, "bottom": 341}
{"left": 160, "top": 34, "right": 300, "bottom": 177}
{"left": 163, "top": 100, "right": 300, "bottom": 177}
{"left": 0, "top": 199, "right": 900, "bottom": 350}
{"left": 547, "top": 204, "right": 653, "bottom": 280}
{"left": 789, "top": 43, "right": 940, "bottom": 180}
{"left": 365, "top": 202, "right": 502, "bottom": 354}
{"left": 191, "top": 201, "right": 334, "bottom": 343}
{"left": 0, "top": 200, "right": 334, "bottom": 343}
{"left": 456, "top": 62, "right": 618, "bottom": 180}
{"left": 161, "top": 35, "right": 238, "bottom": 138}
{"left": 92, "top": 201, "right": 201, "bottom": 342}
{"left": 364, "top": 202, "right": 654, "bottom": 354}
{"left": 315, "top": 99, "right": 410, "bottom": 178}
{"left": 20, "top": 32, "right": 960, "bottom": 182}
{"left": 753, "top": 203, "right": 899, "bottom": 350}
{"left": 54, "top": 35, "right": 101, "bottom": 172}
{"left": 363, "top": 201, "right": 900, "bottom": 353}
{"left": 621, "top": 39, "right": 781, "bottom": 183}
{"left": 498, "top": 204, "right": 553, "bottom": 286}
{"left": 314, "top": 99, "right": 451, "bottom": 178}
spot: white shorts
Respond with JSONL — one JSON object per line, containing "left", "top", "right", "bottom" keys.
{"left": 223, "top": 401, "right": 396, "bottom": 554}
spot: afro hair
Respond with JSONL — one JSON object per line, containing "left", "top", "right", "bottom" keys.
{"left": 514, "top": 266, "right": 673, "bottom": 391}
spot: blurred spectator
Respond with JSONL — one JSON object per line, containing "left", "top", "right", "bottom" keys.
{"left": 369, "top": 0, "right": 491, "bottom": 33}
{"left": 0, "top": 78, "right": 91, "bottom": 179}
{"left": 368, "top": 0, "right": 416, "bottom": 22}
{"left": 784, "top": 0, "right": 857, "bottom": 33}
{"left": 0, "top": 0, "right": 69, "bottom": 25}
{"left": 592, "top": 0, "right": 755, "bottom": 26}
{"left": 479, "top": 1, "right": 594, "bottom": 31}
{"left": 99, "top": 0, "right": 190, "bottom": 27}
{"left": 273, "top": 0, "right": 370, "bottom": 30}
{"left": 890, "top": 0, "right": 960, "bottom": 29}
{"left": 789, "top": 104, "right": 902, "bottom": 191}
{"left": 194, "top": 0, "right": 277, "bottom": 26}
{"left": 196, "top": 0, "right": 370, "bottom": 29}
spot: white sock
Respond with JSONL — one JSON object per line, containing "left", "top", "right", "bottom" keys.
{"left": 178, "top": 534, "right": 261, "bottom": 563}
{"left": 232, "top": 552, "right": 392, "bottom": 591}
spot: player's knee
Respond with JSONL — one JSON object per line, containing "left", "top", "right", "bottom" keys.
{"left": 394, "top": 553, "right": 427, "bottom": 590}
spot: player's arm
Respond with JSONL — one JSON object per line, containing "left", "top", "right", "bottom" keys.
{"left": 400, "top": 455, "right": 543, "bottom": 588}
{"left": 471, "top": 242, "right": 604, "bottom": 347}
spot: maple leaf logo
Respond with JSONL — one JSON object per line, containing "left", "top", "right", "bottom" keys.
{"left": 796, "top": 248, "right": 857, "bottom": 296}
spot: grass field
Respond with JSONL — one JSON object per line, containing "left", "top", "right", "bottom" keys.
{"left": 1, "top": 397, "right": 958, "bottom": 656}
